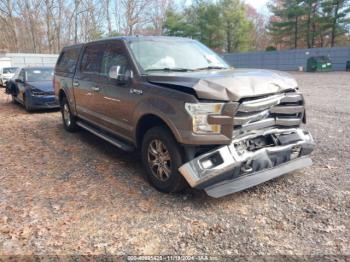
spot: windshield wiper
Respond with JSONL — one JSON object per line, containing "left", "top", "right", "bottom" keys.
{"left": 194, "top": 66, "right": 229, "bottom": 71}
{"left": 145, "top": 68, "right": 193, "bottom": 72}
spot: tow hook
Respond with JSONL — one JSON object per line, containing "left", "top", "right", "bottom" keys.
{"left": 241, "top": 159, "right": 253, "bottom": 173}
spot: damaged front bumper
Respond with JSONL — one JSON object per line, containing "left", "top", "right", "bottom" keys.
{"left": 179, "top": 128, "right": 315, "bottom": 198}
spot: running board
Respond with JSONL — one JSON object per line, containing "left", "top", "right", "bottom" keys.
{"left": 76, "top": 121, "right": 135, "bottom": 152}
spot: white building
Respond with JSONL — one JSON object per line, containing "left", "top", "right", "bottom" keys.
{"left": 0, "top": 53, "right": 59, "bottom": 68}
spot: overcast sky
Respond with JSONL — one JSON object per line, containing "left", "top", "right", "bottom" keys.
{"left": 244, "top": 0, "right": 269, "bottom": 14}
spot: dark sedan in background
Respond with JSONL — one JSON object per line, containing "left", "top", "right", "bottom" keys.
{"left": 5, "top": 67, "right": 59, "bottom": 112}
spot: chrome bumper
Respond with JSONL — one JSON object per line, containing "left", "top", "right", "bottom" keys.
{"left": 179, "top": 128, "right": 315, "bottom": 198}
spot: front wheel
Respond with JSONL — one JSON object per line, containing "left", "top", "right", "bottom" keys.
{"left": 141, "top": 126, "right": 186, "bottom": 193}
{"left": 11, "top": 95, "right": 17, "bottom": 104}
{"left": 61, "top": 96, "right": 79, "bottom": 132}
{"left": 23, "top": 95, "right": 33, "bottom": 112}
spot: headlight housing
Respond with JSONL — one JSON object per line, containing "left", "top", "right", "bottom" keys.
{"left": 30, "top": 88, "right": 45, "bottom": 96}
{"left": 185, "top": 103, "right": 224, "bottom": 134}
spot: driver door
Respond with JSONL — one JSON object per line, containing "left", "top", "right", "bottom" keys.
{"left": 93, "top": 41, "right": 137, "bottom": 140}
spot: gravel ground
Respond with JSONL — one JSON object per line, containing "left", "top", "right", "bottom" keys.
{"left": 0, "top": 72, "right": 349, "bottom": 256}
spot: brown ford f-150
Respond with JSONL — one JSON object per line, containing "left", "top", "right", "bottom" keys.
{"left": 54, "top": 36, "right": 315, "bottom": 198}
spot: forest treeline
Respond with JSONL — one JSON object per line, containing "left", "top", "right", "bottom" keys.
{"left": 0, "top": 0, "right": 349, "bottom": 54}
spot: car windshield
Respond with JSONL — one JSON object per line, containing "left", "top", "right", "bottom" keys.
{"left": 3, "top": 67, "right": 18, "bottom": 74}
{"left": 128, "top": 39, "right": 230, "bottom": 72}
{"left": 26, "top": 68, "right": 53, "bottom": 82}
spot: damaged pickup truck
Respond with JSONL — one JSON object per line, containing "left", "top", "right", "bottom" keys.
{"left": 54, "top": 36, "right": 315, "bottom": 198}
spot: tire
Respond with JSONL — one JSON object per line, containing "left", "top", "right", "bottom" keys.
{"left": 11, "top": 95, "right": 17, "bottom": 104}
{"left": 61, "top": 96, "right": 79, "bottom": 132}
{"left": 141, "top": 126, "right": 186, "bottom": 193}
{"left": 23, "top": 95, "right": 33, "bottom": 112}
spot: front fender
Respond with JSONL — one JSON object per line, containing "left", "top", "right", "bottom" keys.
{"left": 132, "top": 97, "right": 191, "bottom": 143}
{"left": 131, "top": 83, "right": 233, "bottom": 146}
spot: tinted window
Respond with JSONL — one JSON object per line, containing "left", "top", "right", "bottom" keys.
{"left": 18, "top": 69, "right": 25, "bottom": 82}
{"left": 56, "top": 48, "right": 80, "bottom": 74}
{"left": 80, "top": 45, "right": 104, "bottom": 74}
{"left": 12, "top": 68, "right": 21, "bottom": 79}
{"left": 101, "top": 44, "right": 129, "bottom": 78}
{"left": 3, "top": 67, "right": 18, "bottom": 74}
{"left": 25, "top": 68, "right": 54, "bottom": 82}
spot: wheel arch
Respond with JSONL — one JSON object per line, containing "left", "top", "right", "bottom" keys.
{"left": 135, "top": 114, "right": 180, "bottom": 149}
{"left": 58, "top": 89, "right": 66, "bottom": 105}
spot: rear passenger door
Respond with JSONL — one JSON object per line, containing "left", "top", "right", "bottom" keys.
{"left": 73, "top": 44, "right": 104, "bottom": 122}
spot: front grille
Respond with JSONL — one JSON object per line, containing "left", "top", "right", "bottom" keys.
{"left": 234, "top": 92, "right": 304, "bottom": 132}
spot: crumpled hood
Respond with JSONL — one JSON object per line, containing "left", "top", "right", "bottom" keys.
{"left": 147, "top": 69, "right": 298, "bottom": 101}
{"left": 26, "top": 81, "right": 53, "bottom": 92}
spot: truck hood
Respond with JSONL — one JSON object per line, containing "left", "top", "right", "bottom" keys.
{"left": 147, "top": 68, "right": 298, "bottom": 101}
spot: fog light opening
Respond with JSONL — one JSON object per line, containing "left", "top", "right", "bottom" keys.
{"left": 200, "top": 153, "right": 224, "bottom": 170}
{"left": 201, "top": 159, "right": 214, "bottom": 169}
{"left": 241, "top": 160, "right": 253, "bottom": 174}
{"left": 291, "top": 145, "right": 302, "bottom": 160}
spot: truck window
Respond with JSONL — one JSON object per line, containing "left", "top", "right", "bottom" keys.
{"left": 56, "top": 48, "right": 80, "bottom": 74}
{"left": 101, "top": 44, "right": 129, "bottom": 78}
{"left": 80, "top": 45, "right": 104, "bottom": 75}
{"left": 3, "top": 67, "right": 18, "bottom": 74}
{"left": 18, "top": 69, "right": 25, "bottom": 82}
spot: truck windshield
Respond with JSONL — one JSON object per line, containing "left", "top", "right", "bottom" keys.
{"left": 3, "top": 67, "right": 18, "bottom": 74}
{"left": 26, "top": 68, "right": 54, "bottom": 82}
{"left": 128, "top": 39, "right": 230, "bottom": 73}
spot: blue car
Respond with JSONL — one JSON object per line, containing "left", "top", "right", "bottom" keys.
{"left": 6, "top": 67, "right": 59, "bottom": 112}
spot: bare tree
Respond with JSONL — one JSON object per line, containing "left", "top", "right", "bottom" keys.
{"left": 121, "top": 0, "right": 152, "bottom": 35}
{"left": 0, "top": 0, "right": 226, "bottom": 53}
{"left": 43, "top": 0, "right": 54, "bottom": 52}
{"left": 105, "top": 0, "right": 113, "bottom": 35}
{"left": 17, "top": 0, "right": 43, "bottom": 53}
{"left": 0, "top": 0, "right": 19, "bottom": 51}
{"left": 149, "top": 0, "right": 170, "bottom": 35}
{"left": 54, "top": 0, "right": 64, "bottom": 52}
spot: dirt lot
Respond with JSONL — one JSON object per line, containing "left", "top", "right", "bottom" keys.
{"left": 0, "top": 72, "right": 349, "bottom": 256}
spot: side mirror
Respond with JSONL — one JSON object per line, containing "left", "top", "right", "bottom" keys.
{"left": 109, "top": 66, "right": 133, "bottom": 85}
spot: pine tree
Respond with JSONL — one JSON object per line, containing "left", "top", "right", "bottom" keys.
{"left": 268, "top": 0, "right": 306, "bottom": 49}
{"left": 185, "top": 1, "right": 225, "bottom": 49}
{"left": 321, "top": 0, "right": 350, "bottom": 47}
{"left": 304, "top": 0, "right": 320, "bottom": 48}
{"left": 219, "top": 0, "right": 254, "bottom": 52}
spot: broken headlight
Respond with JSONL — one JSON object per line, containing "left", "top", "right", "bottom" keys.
{"left": 185, "top": 103, "right": 224, "bottom": 134}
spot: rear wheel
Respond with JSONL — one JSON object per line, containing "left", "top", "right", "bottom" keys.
{"left": 141, "top": 126, "right": 186, "bottom": 193}
{"left": 61, "top": 96, "right": 79, "bottom": 132}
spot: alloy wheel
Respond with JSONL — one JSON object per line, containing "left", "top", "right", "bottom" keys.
{"left": 63, "top": 103, "right": 71, "bottom": 127}
{"left": 147, "top": 139, "right": 172, "bottom": 181}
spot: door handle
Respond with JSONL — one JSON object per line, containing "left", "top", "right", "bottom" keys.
{"left": 73, "top": 80, "right": 80, "bottom": 87}
{"left": 130, "top": 88, "right": 143, "bottom": 95}
{"left": 91, "top": 86, "right": 100, "bottom": 92}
